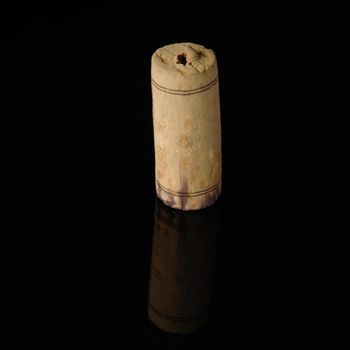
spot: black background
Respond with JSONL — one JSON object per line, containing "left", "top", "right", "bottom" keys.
{"left": 3, "top": 4, "right": 348, "bottom": 346}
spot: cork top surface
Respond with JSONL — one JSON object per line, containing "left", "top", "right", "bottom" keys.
{"left": 151, "top": 43, "right": 218, "bottom": 90}
{"left": 153, "top": 43, "right": 216, "bottom": 76}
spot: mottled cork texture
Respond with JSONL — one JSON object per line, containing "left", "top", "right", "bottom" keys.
{"left": 151, "top": 42, "right": 222, "bottom": 210}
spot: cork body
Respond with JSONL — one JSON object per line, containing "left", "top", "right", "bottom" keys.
{"left": 148, "top": 200, "right": 219, "bottom": 334}
{"left": 151, "top": 43, "right": 222, "bottom": 210}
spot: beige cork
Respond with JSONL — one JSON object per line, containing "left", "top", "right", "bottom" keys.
{"left": 151, "top": 42, "right": 222, "bottom": 211}
{"left": 148, "top": 200, "right": 219, "bottom": 334}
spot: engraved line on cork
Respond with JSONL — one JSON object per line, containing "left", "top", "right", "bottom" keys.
{"left": 151, "top": 77, "right": 218, "bottom": 96}
{"left": 152, "top": 76, "right": 217, "bottom": 92}
{"left": 148, "top": 303, "right": 206, "bottom": 322}
{"left": 157, "top": 180, "right": 221, "bottom": 197}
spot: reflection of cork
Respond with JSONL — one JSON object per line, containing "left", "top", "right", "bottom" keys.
{"left": 151, "top": 43, "right": 222, "bottom": 210}
{"left": 148, "top": 199, "right": 220, "bottom": 334}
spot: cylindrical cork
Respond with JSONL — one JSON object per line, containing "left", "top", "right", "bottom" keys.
{"left": 151, "top": 42, "right": 222, "bottom": 211}
{"left": 148, "top": 199, "right": 219, "bottom": 334}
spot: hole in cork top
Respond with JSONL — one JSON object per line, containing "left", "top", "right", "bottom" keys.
{"left": 176, "top": 53, "right": 187, "bottom": 66}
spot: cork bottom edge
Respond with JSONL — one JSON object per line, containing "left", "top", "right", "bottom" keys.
{"left": 156, "top": 181, "right": 222, "bottom": 211}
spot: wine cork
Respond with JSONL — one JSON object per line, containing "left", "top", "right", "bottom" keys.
{"left": 151, "top": 43, "right": 222, "bottom": 211}
{"left": 148, "top": 199, "right": 219, "bottom": 334}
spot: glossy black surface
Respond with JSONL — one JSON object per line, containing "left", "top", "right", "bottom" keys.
{"left": 4, "top": 5, "right": 348, "bottom": 346}
{"left": 148, "top": 199, "right": 220, "bottom": 334}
